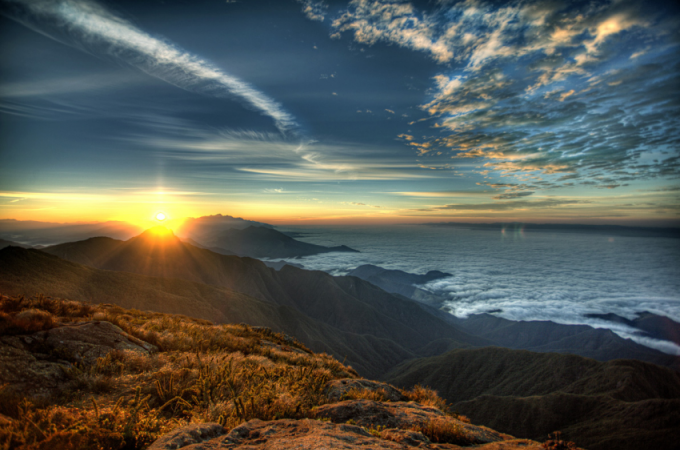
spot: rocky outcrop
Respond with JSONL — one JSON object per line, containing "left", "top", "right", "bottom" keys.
{"left": 313, "top": 400, "right": 507, "bottom": 445}
{"left": 148, "top": 423, "right": 227, "bottom": 450}
{"left": 0, "top": 321, "right": 156, "bottom": 397}
{"left": 148, "top": 418, "right": 545, "bottom": 450}
{"left": 326, "top": 378, "right": 406, "bottom": 402}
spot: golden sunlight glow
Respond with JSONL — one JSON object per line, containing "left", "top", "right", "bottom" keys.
{"left": 148, "top": 225, "right": 173, "bottom": 237}
{"left": 155, "top": 212, "right": 166, "bottom": 221}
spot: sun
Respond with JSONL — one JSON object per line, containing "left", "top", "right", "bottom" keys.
{"left": 155, "top": 212, "right": 166, "bottom": 221}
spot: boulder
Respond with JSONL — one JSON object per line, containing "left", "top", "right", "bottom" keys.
{"left": 0, "top": 321, "right": 156, "bottom": 397}
{"left": 148, "top": 423, "right": 226, "bottom": 450}
{"left": 326, "top": 378, "right": 406, "bottom": 402}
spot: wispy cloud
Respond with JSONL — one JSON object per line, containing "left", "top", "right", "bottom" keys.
{"left": 2, "top": 0, "right": 299, "bottom": 135}
{"left": 416, "top": 198, "right": 588, "bottom": 212}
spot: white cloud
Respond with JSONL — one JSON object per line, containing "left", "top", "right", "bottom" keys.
{"left": 3, "top": 0, "right": 299, "bottom": 134}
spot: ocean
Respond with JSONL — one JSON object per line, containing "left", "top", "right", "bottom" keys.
{"left": 273, "top": 224, "right": 680, "bottom": 355}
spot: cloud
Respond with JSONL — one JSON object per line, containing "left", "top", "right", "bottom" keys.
{"left": 331, "top": 0, "right": 453, "bottom": 63}
{"left": 417, "top": 198, "right": 586, "bottom": 212}
{"left": 2, "top": 0, "right": 299, "bottom": 134}
{"left": 0, "top": 71, "right": 143, "bottom": 98}
{"left": 388, "top": 191, "right": 490, "bottom": 197}
{"left": 326, "top": 0, "right": 680, "bottom": 194}
{"left": 297, "top": 0, "right": 328, "bottom": 22}
{"left": 277, "top": 227, "right": 680, "bottom": 355}
{"left": 492, "top": 191, "right": 534, "bottom": 200}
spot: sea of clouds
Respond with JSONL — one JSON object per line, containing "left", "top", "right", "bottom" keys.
{"left": 274, "top": 224, "right": 680, "bottom": 355}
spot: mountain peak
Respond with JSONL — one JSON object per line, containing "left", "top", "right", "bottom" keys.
{"left": 134, "top": 226, "right": 179, "bottom": 243}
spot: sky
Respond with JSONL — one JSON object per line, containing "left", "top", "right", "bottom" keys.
{"left": 1, "top": 0, "right": 679, "bottom": 227}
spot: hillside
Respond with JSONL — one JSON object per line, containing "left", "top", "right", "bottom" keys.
{"left": 347, "top": 264, "right": 449, "bottom": 306}
{"left": 17, "top": 227, "right": 680, "bottom": 373}
{"left": 385, "top": 347, "right": 680, "bottom": 450}
{"left": 0, "top": 238, "right": 29, "bottom": 250}
{"left": 0, "top": 294, "right": 550, "bottom": 450}
{"left": 0, "top": 244, "right": 488, "bottom": 378}
{"left": 443, "top": 313, "right": 679, "bottom": 369}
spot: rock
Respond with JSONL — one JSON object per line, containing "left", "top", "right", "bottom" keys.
{"left": 149, "top": 418, "right": 544, "bottom": 449}
{"left": 380, "top": 428, "right": 432, "bottom": 446}
{"left": 148, "top": 423, "right": 226, "bottom": 450}
{"left": 0, "top": 321, "right": 157, "bottom": 397}
{"left": 150, "top": 418, "right": 445, "bottom": 449}
{"left": 313, "top": 400, "right": 507, "bottom": 445}
{"left": 326, "top": 378, "right": 406, "bottom": 402}
{"left": 40, "top": 321, "right": 158, "bottom": 364}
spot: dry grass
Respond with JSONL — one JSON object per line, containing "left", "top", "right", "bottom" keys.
{"left": 402, "top": 384, "right": 470, "bottom": 423}
{"left": 0, "top": 294, "right": 358, "bottom": 450}
{"left": 410, "top": 416, "right": 475, "bottom": 445}
{"left": 340, "top": 387, "right": 393, "bottom": 402}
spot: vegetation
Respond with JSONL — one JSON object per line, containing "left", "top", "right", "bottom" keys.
{"left": 0, "top": 294, "right": 358, "bottom": 450}
{"left": 1, "top": 294, "right": 477, "bottom": 450}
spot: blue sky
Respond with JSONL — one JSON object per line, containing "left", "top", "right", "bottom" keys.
{"left": 1, "top": 0, "right": 679, "bottom": 226}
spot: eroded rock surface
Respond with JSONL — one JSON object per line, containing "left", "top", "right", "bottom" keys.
{"left": 313, "top": 400, "right": 508, "bottom": 445}
{"left": 149, "top": 423, "right": 226, "bottom": 450}
{"left": 149, "top": 418, "right": 544, "bottom": 450}
{"left": 326, "top": 378, "right": 406, "bottom": 402}
{"left": 0, "top": 321, "right": 156, "bottom": 397}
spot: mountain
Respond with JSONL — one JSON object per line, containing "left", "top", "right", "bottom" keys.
{"left": 0, "top": 238, "right": 29, "bottom": 250}
{"left": 0, "top": 246, "right": 412, "bottom": 376}
{"left": 174, "top": 214, "right": 358, "bottom": 258}
{"left": 585, "top": 311, "right": 680, "bottom": 346}
{"left": 23, "top": 228, "right": 680, "bottom": 373}
{"left": 442, "top": 313, "right": 680, "bottom": 369}
{"left": 192, "top": 225, "right": 359, "bottom": 258}
{"left": 0, "top": 219, "right": 142, "bottom": 246}
{"left": 0, "top": 295, "right": 547, "bottom": 450}
{"left": 385, "top": 347, "right": 680, "bottom": 450}
{"left": 347, "top": 264, "right": 449, "bottom": 306}
{"left": 175, "top": 213, "right": 274, "bottom": 237}
{"left": 7, "top": 231, "right": 489, "bottom": 377}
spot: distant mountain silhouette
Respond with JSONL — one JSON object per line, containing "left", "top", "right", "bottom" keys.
{"left": 0, "top": 238, "right": 30, "bottom": 250}
{"left": 585, "top": 311, "right": 680, "bottom": 346}
{"left": 385, "top": 347, "right": 680, "bottom": 450}
{"left": 0, "top": 219, "right": 142, "bottom": 246}
{"left": 175, "top": 214, "right": 358, "bottom": 258}
{"left": 193, "top": 225, "right": 359, "bottom": 258}
{"left": 440, "top": 313, "right": 679, "bottom": 368}
{"left": 347, "top": 264, "right": 449, "bottom": 306}
{"left": 176, "top": 213, "right": 273, "bottom": 235}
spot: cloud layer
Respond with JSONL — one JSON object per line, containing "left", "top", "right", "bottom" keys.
{"left": 270, "top": 224, "right": 680, "bottom": 355}
{"left": 328, "top": 0, "right": 680, "bottom": 198}
{"left": 1, "top": 0, "right": 299, "bottom": 134}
